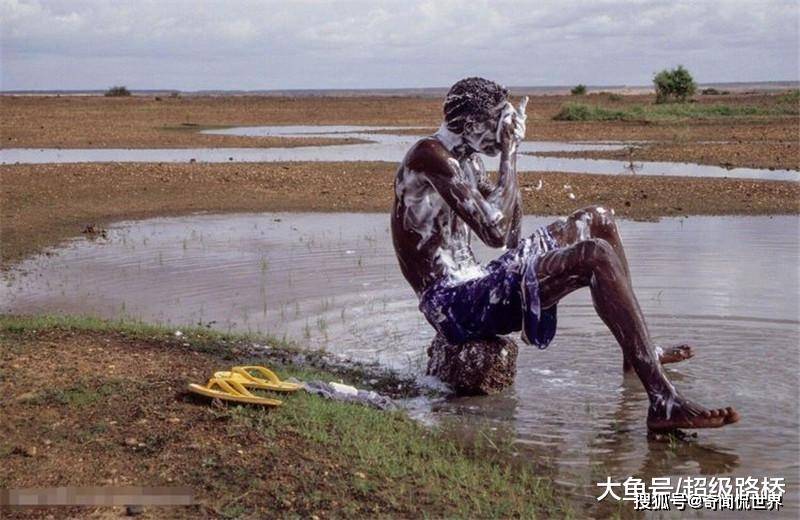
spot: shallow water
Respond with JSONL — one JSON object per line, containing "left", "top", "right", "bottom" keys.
{"left": 3, "top": 213, "right": 798, "bottom": 516}
{"left": 1, "top": 125, "right": 797, "bottom": 181}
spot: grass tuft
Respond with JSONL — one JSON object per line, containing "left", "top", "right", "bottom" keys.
{"left": 553, "top": 101, "right": 799, "bottom": 122}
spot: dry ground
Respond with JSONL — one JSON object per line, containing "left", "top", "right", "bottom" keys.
{"left": 2, "top": 161, "right": 798, "bottom": 269}
{"left": 2, "top": 93, "right": 798, "bottom": 169}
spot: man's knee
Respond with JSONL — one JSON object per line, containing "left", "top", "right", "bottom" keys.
{"left": 574, "top": 205, "right": 618, "bottom": 238}
{"left": 577, "top": 238, "right": 620, "bottom": 270}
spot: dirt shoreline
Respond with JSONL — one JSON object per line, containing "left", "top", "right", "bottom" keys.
{"left": 533, "top": 139, "right": 799, "bottom": 172}
{"left": 2, "top": 161, "right": 797, "bottom": 270}
{"left": 0, "top": 317, "right": 569, "bottom": 518}
{"left": 3, "top": 93, "right": 798, "bottom": 169}
{"left": 2, "top": 93, "right": 798, "bottom": 269}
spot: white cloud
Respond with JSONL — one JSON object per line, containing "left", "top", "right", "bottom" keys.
{"left": 0, "top": 0, "right": 797, "bottom": 90}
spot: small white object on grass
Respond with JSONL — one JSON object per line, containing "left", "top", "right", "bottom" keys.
{"left": 329, "top": 382, "right": 358, "bottom": 396}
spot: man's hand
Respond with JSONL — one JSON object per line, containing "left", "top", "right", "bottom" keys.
{"left": 500, "top": 115, "right": 517, "bottom": 155}
{"left": 514, "top": 96, "right": 528, "bottom": 141}
{"left": 499, "top": 96, "right": 528, "bottom": 155}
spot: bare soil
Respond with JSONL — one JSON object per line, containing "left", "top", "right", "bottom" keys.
{"left": 2, "top": 161, "right": 797, "bottom": 269}
{"left": 1, "top": 92, "right": 798, "bottom": 269}
{"left": 0, "top": 95, "right": 437, "bottom": 149}
{"left": 535, "top": 139, "right": 799, "bottom": 171}
{"left": 2, "top": 93, "right": 797, "bottom": 169}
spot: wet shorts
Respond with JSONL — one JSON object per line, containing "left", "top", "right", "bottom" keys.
{"left": 419, "top": 227, "right": 560, "bottom": 347}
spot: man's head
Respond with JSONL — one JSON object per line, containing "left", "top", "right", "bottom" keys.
{"left": 443, "top": 77, "right": 509, "bottom": 155}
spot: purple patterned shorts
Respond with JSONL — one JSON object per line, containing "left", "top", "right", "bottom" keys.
{"left": 419, "top": 226, "right": 560, "bottom": 348}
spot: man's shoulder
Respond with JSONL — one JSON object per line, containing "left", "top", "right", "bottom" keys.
{"left": 405, "top": 137, "right": 456, "bottom": 174}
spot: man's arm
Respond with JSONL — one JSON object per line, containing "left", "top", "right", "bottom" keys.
{"left": 470, "top": 150, "right": 523, "bottom": 249}
{"left": 408, "top": 138, "right": 518, "bottom": 249}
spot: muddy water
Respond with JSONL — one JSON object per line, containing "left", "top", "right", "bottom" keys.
{"left": 1, "top": 125, "right": 797, "bottom": 181}
{"left": 3, "top": 213, "right": 798, "bottom": 515}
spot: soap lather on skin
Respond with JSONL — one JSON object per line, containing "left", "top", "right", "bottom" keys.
{"left": 391, "top": 78, "right": 739, "bottom": 431}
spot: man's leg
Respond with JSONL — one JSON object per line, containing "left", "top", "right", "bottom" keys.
{"left": 545, "top": 206, "right": 693, "bottom": 368}
{"left": 535, "top": 238, "right": 739, "bottom": 431}
{"left": 546, "top": 205, "right": 632, "bottom": 280}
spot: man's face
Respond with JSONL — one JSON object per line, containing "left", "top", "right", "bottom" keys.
{"left": 462, "top": 103, "right": 507, "bottom": 156}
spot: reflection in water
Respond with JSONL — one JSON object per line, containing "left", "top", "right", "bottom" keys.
{"left": 2, "top": 213, "right": 798, "bottom": 516}
{"left": 1, "top": 125, "right": 798, "bottom": 181}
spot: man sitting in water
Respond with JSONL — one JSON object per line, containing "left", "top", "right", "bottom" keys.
{"left": 391, "top": 77, "right": 739, "bottom": 432}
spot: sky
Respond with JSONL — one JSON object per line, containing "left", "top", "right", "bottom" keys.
{"left": 1, "top": 0, "right": 798, "bottom": 91}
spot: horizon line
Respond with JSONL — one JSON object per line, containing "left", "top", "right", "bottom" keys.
{"left": 2, "top": 80, "right": 798, "bottom": 95}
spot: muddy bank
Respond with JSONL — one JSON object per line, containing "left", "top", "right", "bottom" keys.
{"left": 2, "top": 93, "right": 798, "bottom": 169}
{"left": 536, "top": 139, "right": 799, "bottom": 172}
{"left": 2, "top": 161, "right": 798, "bottom": 269}
{"left": 0, "top": 318, "right": 567, "bottom": 518}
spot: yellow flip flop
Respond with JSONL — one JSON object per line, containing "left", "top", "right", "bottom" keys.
{"left": 187, "top": 377, "right": 282, "bottom": 406}
{"left": 213, "top": 366, "right": 302, "bottom": 393}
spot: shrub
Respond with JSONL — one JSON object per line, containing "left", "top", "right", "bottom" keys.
{"left": 653, "top": 65, "right": 696, "bottom": 103}
{"left": 552, "top": 103, "right": 634, "bottom": 121}
{"left": 104, "top": 86, "right": 131, "bottom": 97}
{"left": 551, "top": 102, "right": 785, "bottom": 122}
{"left": 701, "top": 87, "right": 730, "bottom": 95}
{"left": 570, "top": 84, "right": 587, "bottom": 96}
{"left": 779, "top": 89, "right": 799, "bottom": 104}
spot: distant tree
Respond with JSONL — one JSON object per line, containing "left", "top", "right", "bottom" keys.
{"left": 570, "top": 84, "right": 587, "bottom": 96}
{"left": 104, "top": 86, "right": 131, "bottom": 97}
{"left": 653, "top": 65, "right": 696, "bottom": 103}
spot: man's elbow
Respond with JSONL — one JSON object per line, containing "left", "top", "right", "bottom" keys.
{"left": 481, "top": 211, "right": 507, "bottom": 248}
{"left": 480, "top": 228, "right": 506, "bottom": 248}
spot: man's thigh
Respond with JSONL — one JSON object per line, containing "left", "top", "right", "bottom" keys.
{"left": 420, "top": 261, "right": 523, "bottom": 343}
{"left": 535, "top": 241, "right": 598, "bottom": 308}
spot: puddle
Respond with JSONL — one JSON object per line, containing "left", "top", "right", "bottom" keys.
{"left": 1, "top": 125, "right": 797, "bottom": 181}
{"left": 2, "top": 212, "right": 798, "bottom": 514}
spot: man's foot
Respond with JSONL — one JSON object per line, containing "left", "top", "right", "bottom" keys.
{"left": 658, "top": 344, "right": 694, "bottom": 365}
{"left": 647, "top": 394, "right": 740, "bottom": 432}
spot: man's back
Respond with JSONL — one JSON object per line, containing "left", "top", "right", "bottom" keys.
{"left": 391, "top": 137, "right": 484, "bottom": 296}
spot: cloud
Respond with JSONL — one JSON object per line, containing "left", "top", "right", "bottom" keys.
{"left": 1, "top": 0, "right": 797, "bottom": 90}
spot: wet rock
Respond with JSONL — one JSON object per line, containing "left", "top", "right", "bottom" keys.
{"left": 426, "top": 335, "right": 518, "bottom": 395}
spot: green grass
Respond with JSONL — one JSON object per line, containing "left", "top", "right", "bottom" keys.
{"left": 553, "top": 101, "right": 799, "bottom": 122}
{"left": 230, "top": 393, "right": 569, "bottom": 517}
{"left": 779, "top": 89, "right": 800, "bottom": 104}
{"left": 48, "top": 381, "right": 125, "bottom": 407}
{"left": 0, "top": 313, "right": 285, "bottom": 353}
